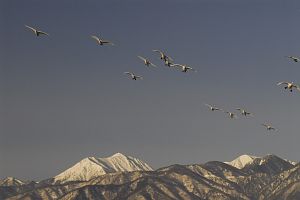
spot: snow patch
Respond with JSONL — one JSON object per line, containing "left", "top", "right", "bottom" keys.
{"left": 53, "top": 153, "right": 153, "bottom": 183}
{"left": 225, "top": 154, "right": 259, "bottom": 169}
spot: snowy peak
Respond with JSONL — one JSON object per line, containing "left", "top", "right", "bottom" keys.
{"left": 225, "top": 154, "right": 296, "bottom": 174}
{"left": 225, "top": 154, "right": 258, "bottom": 169}
{"left": 107, "top": 152, "right": 153, "bottom": 172}
{"left": 111, "top": 152, "right": 126, "bottom": 158}
{"left": 53, "top": 153, "right": 153, "bottom": 183}
{"left": 242, "top": 154, "right": 295, "bottom": 174}
{"left": 0, "top": 177, "right": 25, "bottom": 186}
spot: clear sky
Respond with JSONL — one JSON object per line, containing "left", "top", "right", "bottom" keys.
{"left": 1, "top": 0, "right": 300, "bottom": 181}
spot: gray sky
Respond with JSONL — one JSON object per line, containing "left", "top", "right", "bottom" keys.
{"left": 1, "top": 0, "right": 300, "bottom": 181}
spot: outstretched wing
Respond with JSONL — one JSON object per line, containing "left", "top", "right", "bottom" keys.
{"left": 38, "top": 31, "right": 49, "bottom": 36}
{"left": 153, "top": 49, "right": 165, "bottom": 57}
{"left": 153, "top": 49, "right": 163, "bottom": 54}
{"left": 124, "top": 72, "right": 133, "bottom": 76}
{"left": 25, "top": 25, "right": 36, "bottom": 32}
{"left": 138, "top": 56, "right": 147, "bottom": 62}
{"left": 102, "top": 40, "right": 114, "bottom": 45}
{"left": 91, "top": 35, "right": 100, "bottom": 42}
{"left": 204, "top": 103, "right": 212, "bottom": 108}
{"left": 135, "top": 75, "right": 143, "bottom": 80}
{"left": 247, "top": 112, "right": 254, "bottom": 117}
{"left": 171, "top": 63, "right": 183, "bottom": 68}
{"left": 150, "top": 62, "right": 157, "bottom": 67}
{"left": 277, "top": 82, "right": 288, "bottom": 86}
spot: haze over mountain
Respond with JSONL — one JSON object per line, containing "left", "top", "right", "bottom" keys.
{"left": 1, "top": 153, "right": 299, "bottom": 200}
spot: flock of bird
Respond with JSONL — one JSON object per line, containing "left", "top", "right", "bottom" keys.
{"left": 24, "top": 24, "right": 299, "bottom": 133}
{"left": 123, "top": 49, "right": 197, "bottom": 80}
{"left": 204, "top": 104, "right": 276, "bottom": 131}
{"left": 203, "top": 55, "right": 300, "bottom": 132}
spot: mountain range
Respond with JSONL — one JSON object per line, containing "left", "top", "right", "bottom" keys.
{"left": 1, "top": 153, "right": 299, "bottom": 200}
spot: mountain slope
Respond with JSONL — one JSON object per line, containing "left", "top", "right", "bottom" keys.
{"left": 241, "top": 154, "right": 294, "bottom": 175}
{"left": 2, "top": 154, "right": 300, "bottom": 200}
{"left": 53, "top": 153, "right": 153, "bottom": 183}
{"left": 0, "top": 177, "right": 25, "bottom": 187}
{"left": 225, "top": 154, "right": 258, "bottom": 169}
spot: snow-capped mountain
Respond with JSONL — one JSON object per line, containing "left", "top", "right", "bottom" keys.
{"left": 225, "top": 154, "right": 297, "bottom": 170}
{"left": 2, "top": 154, "right": 300, "bottom": 200}
{"left": 241, "top": 154, "right": 295, "bottom": 175}
{"left": 225, "top": 154, "right": 258, "bottom": 169}
{"left": 53, "top": 152, "right": 153, "bottom": 183}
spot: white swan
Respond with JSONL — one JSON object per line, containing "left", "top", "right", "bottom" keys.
{"left": 204, "top": 104, "right": 222, "bottom": 111}
{"left": 236, "top": 108, "right": 253, "bottom": 116}
{"left": 224, "top": 111, "right": 237, "bottom": 119}
{"left": 171, "top": 64, "right": 196, "bottom": 72}
{"left": 25, "top": 25, "right": 49, "bottom": 36}
{"left": 91, "top": 35, "right": 114, "bottom": 46}
{"left": 124, "top": 72, "right": 143, "bottom": 80}
{"left": 262, "top": 123, "right": 276, "bottom": 131}
{"left": 287, "top": 56, "right": 300, "bottom": 63}
{"left": 152, "top": 50, "right": 173, "bottom": 62}
{"left": 277, "top": 82, "right": 300, "bottom": 92}
{"left": 138, "top": 56, "right": 157, "bottom": 67}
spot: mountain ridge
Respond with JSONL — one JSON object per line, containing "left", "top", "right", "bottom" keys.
{"left": 1, "top": 153, "right": 299, "bottom": 200}
{"left": 52, "top": 152, "right": 153, "bottom": 184}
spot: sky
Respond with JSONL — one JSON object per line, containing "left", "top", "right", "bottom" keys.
{"left": 1, "top": 0, "right": 300, "bottom": 181}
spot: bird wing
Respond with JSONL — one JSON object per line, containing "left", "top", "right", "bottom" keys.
{"left": 153, "top": 49, "right": 163, "bottom": 54}
{"left": 38, "top": 31, "right": 49, "bottom": 36}
{"left": 277, "top": 82, "right": 288, "bottom": 86}
{"left": 248, "top": 112, "right": 254, "bottom": 117}
{"left": 138, "top": 56, "right": 147, "bottom": 62}
{"left": 102, "top": 40, "right": 114, "bottom": 45}
{"left": 149, "top": 62, "right": 157, "bottom": 67}
{"left": 171, "top": 63, "right": 183, "bottom": 68}
{"left": 25, "top": 25, "right": 36, "bottom": 32}
{"left": 136, "top": 75, "right": 143, "bottom": 79}
{"left": 204, "top": 103, "right": 212, "bottom": 108}
{"left": 261, "top": 123, "right": 268, "bottom": 128}
{"left": 91, "top": 35, "right": 100, "bottom": 42}
{"left": 124, "top": 72, "right": 133, "bottom": 76}
{"left": 295, "top": 85, "right": 300, "bottom": 91}
{"left": 153, "top": 49, "right": 164, "bottom": 57}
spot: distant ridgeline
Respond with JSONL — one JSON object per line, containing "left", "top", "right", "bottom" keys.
{"left": 1, "top": 153, "right": 299, "bottom": 200}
